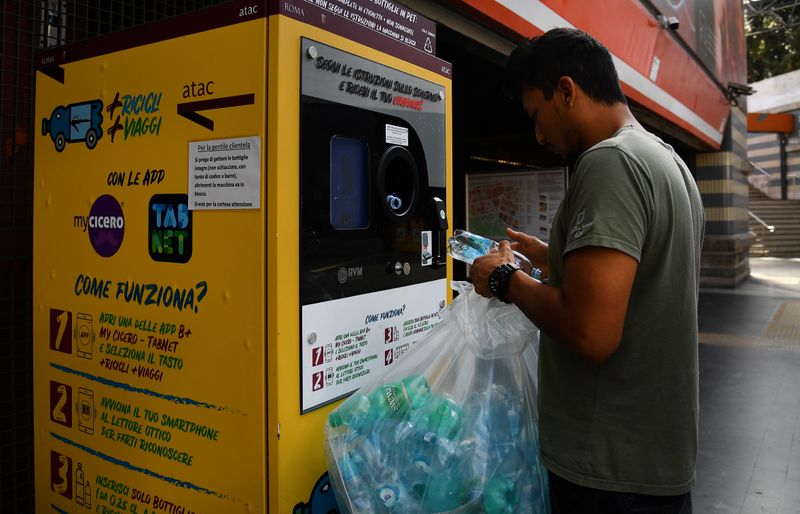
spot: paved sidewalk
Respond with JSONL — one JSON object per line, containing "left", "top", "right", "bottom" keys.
{"left": 695, "top": 258, "right": 800, "bottom": 514}
{"left": 703, "top": 258, "right": 800, "bottom": 299}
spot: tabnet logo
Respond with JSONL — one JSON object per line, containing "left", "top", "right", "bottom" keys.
{"left": 87, "top": 195, "right": 124, "bottom": 257}
{"left": 149, "top": 194, "right": 192, "bottom": 263}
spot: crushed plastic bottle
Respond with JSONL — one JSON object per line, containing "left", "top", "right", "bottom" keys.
{"left": 448, "top": 229, "right": 542, "bottom": 280}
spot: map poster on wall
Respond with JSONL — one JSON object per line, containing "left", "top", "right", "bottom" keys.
{"left": 466, "top": 169, "right": 566, "bottom": 243}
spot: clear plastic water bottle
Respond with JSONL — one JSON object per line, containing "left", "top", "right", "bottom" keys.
{"left": 448, "top": 229, "right": 497, "bottom": 264}
{"left": 448, "top": 229, "right": 541, "bottom": 280}
{"left": 328, "top": 392, "right": 372, "bottom": 434}
{"left": 488, "top": 384, "right": 523, "bottom": 444}
{"left": 419, "top": 395, "right": 463, "bottom": 440}
{"left": 334, "top": 438, "right": 380, "bottom": 513}
{"left": 394, "top": 421, "right": 467, "bottom": 497}
{"left": 482, "top": 476, "right": 519, "bottom": 514}
{"left": 368, "top": 374, "right": 432, "bottom": 424}
{"left": 461, "top": 392, "right": 493, "bottom": 480}
{"left": 398, "top": 428, "right": 438, "bottom": 498}
{"left": 374, "top": 470, "right": 413, "bottom": 513}
{"left": 422, "top": 466, "right": 471, "bottom": 512}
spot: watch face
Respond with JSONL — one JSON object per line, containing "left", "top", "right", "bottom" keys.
{"left": 489, "top": 273, "right": 500, "bottom": 295}
{"left": 489, "top": 263, "right": 519, "bottom": 303}
{"left": 489, "top": 265, "right": 506, "bottom": 299}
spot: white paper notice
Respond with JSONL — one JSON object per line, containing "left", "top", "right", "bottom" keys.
{"left": 188, "top": 136, "right": 261, "bottom": 210}
{"left": 385, "top": 124, "right": 409, "bottom": 146}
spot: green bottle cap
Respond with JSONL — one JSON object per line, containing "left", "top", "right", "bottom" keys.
{"left": 328, "top": 393, "right": 371, "bottom": 428}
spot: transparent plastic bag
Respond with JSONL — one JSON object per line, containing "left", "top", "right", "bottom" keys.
{"left": 325, "top": 281, "right": 549, "bottom": 514}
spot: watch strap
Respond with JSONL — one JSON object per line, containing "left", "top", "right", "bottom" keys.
{"left": 488, "top": 262, "right": 520, "bottom": 303}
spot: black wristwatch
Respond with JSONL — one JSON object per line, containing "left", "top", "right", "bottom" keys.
{"left": 488, "top": 262, "right": 521, "bottom": 303}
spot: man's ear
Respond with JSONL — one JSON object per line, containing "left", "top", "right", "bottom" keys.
{"left": 556, "top": 76, "right": 576, "bottom": 107}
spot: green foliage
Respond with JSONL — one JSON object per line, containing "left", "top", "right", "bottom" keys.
{"left": 746, "top": 0, "right": 800, "bottom": 82}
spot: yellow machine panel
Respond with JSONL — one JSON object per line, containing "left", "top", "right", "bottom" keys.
{"left": 268, "top": 15, "right": 452, "bottom": 511}
{"left": 33, "top": 1, "right": 451, "bottom": 512}
{"left": 34, "top": 9, "right": 268, "bottom": 513}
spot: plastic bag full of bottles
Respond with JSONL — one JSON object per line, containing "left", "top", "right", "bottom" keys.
{"left": 325, "top": 282, "right": 550, "bottom": 513}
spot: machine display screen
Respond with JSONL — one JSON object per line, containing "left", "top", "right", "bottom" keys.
{"left": 330, "top": 135, "right": 369, "bottom": 230}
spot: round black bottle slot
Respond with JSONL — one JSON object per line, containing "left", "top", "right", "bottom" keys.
{"left": 377, "top": 145, "right": 419, "bottom": 222}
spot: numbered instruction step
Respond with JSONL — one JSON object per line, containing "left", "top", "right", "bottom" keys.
{"left": 96, "top": 312, "right": 193, "bottom": 383}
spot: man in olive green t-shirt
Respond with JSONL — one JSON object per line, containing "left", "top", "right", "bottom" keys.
{"left": 471, "top": 28, "right": 704, "bottom": 514}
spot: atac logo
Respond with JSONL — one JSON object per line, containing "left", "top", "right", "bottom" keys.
{"left": 149, "top": 194, "right": 192, "bottom": 263}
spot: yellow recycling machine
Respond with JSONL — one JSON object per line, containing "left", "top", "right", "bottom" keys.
{"left": 33, "top": 0, "right": 452, "bottom": 512}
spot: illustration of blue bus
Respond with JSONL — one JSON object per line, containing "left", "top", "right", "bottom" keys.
{"left": 42, "top": 100, "right": 104, "bottom": 152}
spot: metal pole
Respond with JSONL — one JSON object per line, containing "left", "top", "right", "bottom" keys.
{"left": 780, "top": 133, "right": 788, "bottom": 200}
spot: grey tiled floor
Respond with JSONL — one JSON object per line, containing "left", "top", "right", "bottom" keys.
{"left": 695, "top": 258, "right": 800, "bottom": 514}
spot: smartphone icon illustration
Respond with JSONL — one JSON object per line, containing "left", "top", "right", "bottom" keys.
{"left": 75, "top": 313, "right": 93, "bottom": 359}
{"left": 77, "top": 388, "right": 94, "bottom": 435}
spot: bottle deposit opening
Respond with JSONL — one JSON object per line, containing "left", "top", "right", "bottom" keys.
{"left": 377, "top": 145, "right": 419, "bottom": 222}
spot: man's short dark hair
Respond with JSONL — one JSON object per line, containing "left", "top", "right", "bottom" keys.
{"left": 504, "top": 28, "right": 627, "bottom": 106}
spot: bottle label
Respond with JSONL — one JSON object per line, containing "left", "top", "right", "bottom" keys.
{"left": 382, "top": 382, "right": 411, "bottom": 413}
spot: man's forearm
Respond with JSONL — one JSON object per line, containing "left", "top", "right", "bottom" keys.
{"left": 505, "top": 272, "right": 616, "bottom": 364}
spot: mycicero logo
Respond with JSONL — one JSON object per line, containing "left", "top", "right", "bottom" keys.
{"left": 87, "top": 194, "right": 124, "bottom": 257}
